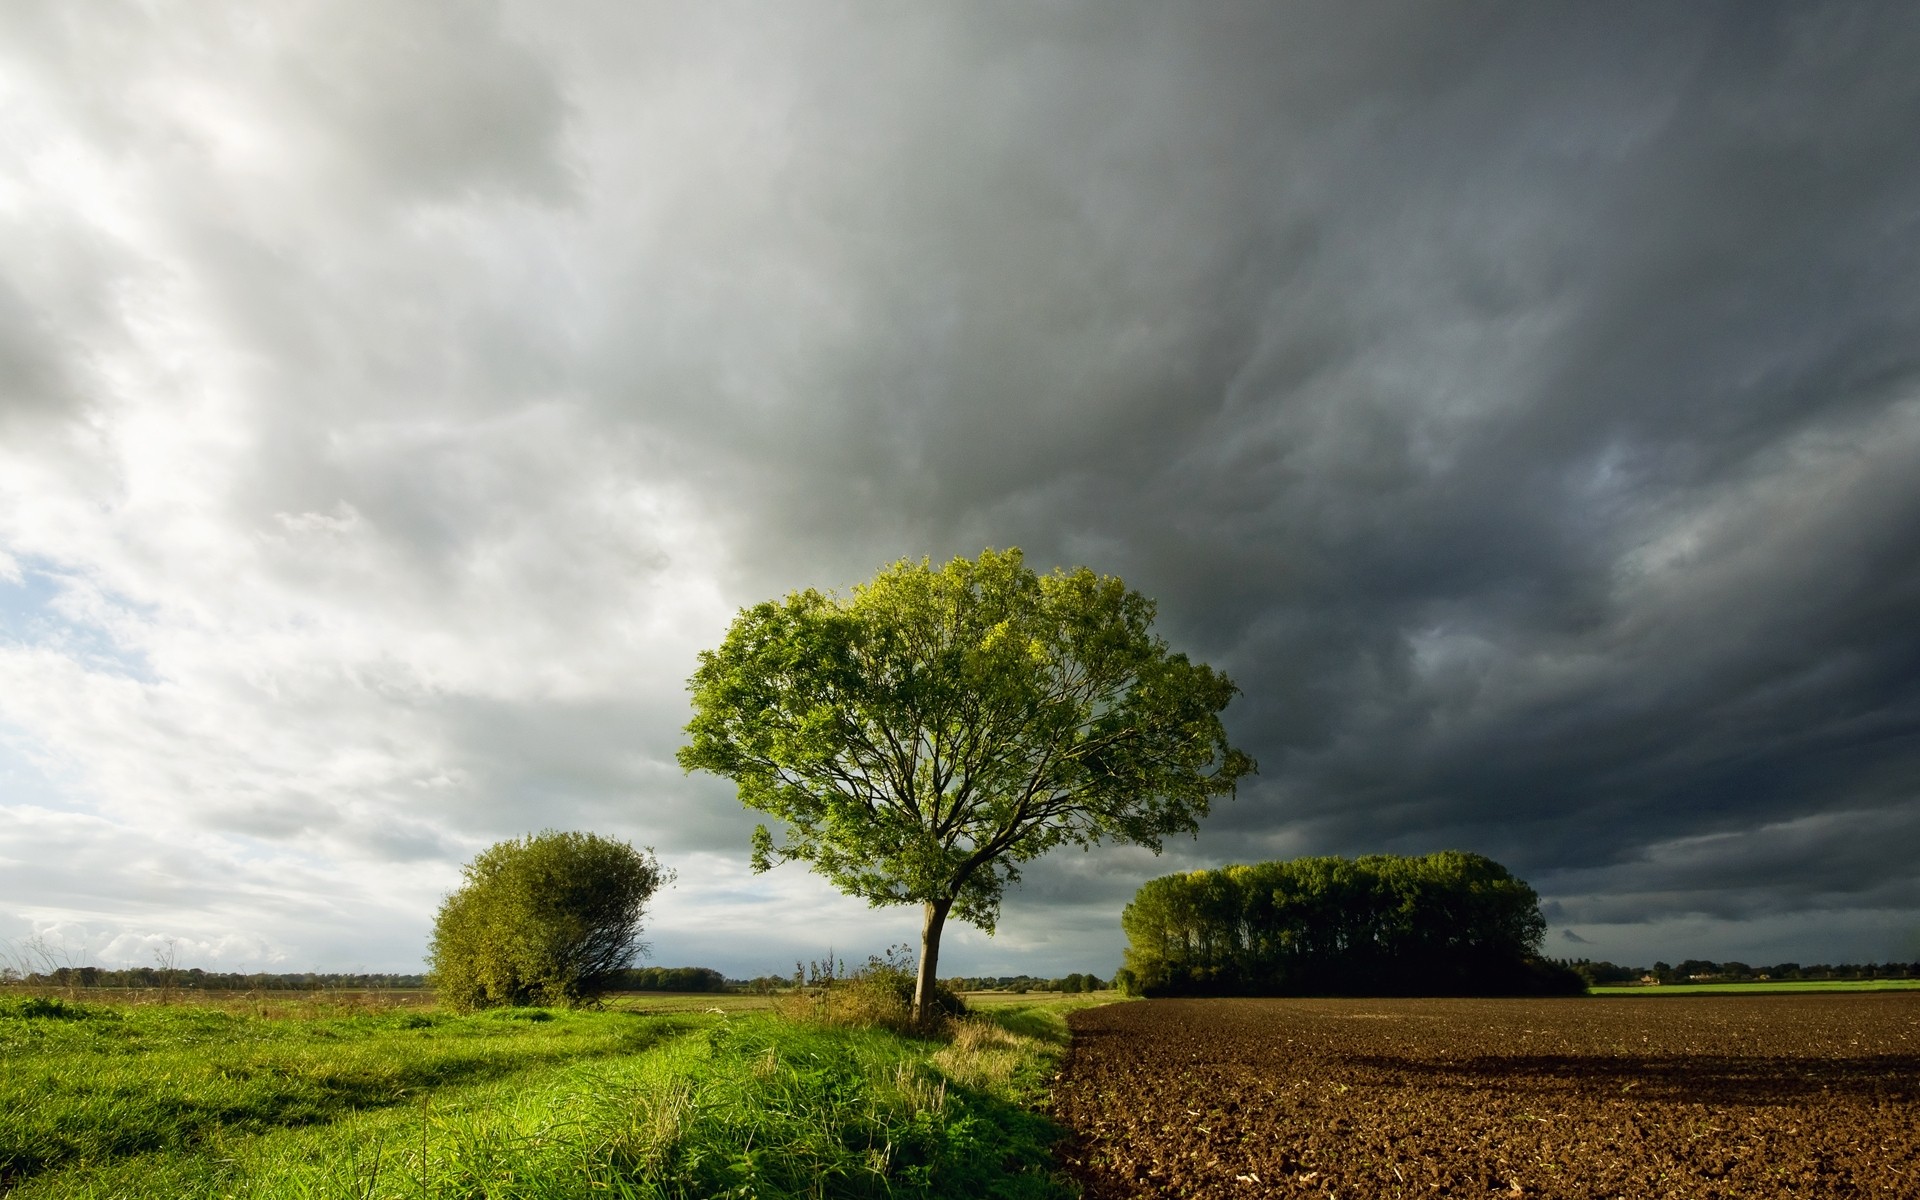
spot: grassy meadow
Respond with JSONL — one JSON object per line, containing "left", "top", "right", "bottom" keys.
{"left": 0, "top": 989, "right": 1117, "bottom": 1200}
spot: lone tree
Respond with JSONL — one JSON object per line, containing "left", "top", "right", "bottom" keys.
{"left": 427, "top": 830, "right": 670, "bottom": 1011}
{"left": 679, "top": 548, "right": 1254, "bottom": 1020}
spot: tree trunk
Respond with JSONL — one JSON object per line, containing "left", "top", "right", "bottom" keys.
{"left": 914, "top": 898, "right": 953, "bottom": 1026}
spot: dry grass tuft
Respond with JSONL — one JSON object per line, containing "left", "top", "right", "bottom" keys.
{"left": 931, "top": 1017, "right": 1030, "bottom": 1089}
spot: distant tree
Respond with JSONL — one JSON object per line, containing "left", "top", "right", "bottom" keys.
{"left": 680, "top": 548, "right": 1253, "bottom": 1022}
{"left": 427, "top": 831, "right": 670, "bottom": 1011}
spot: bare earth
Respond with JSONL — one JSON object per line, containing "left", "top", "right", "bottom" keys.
{"left": 1051, "top": 994, "right": 1919, "bottom": 1198}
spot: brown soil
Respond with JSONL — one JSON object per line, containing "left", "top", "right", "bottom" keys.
{"left": 1051, "top": 995, "right": 1919, "bottom": 1198}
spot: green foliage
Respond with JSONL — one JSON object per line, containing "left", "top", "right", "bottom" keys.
{"left": 428, "top": 830, "right": 671, "bottom": 1012}
{"left": 1120, "top": 851, "right": 1579, "bottom": 997}
{"left": 680, "top": 547, "right": 1253, "bottom": 1015}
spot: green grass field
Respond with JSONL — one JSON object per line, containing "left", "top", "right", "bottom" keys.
{"left": 0, "top": 991, "right": 1106, "bottom": 1199}
{"left": 1589, "top": 978, "right": 1920, "bottom": 995}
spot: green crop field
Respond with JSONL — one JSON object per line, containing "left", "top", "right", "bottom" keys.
{"left": 0, "top": 991, "right": 1103, "bottom": 1199}
{"left": 1589, "top": 978, "right": 1920, "bottom": 995}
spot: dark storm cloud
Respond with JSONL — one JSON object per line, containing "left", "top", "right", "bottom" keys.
{"left": 603, "top": 3, "right": 1920, "bottom": 946}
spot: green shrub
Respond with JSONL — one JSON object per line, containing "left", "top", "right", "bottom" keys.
{"left": 428, "top": 830, "right": 672, "bottom": 1011}
{"left": 0, "top": 996, "right": 111, "bottom": 1021}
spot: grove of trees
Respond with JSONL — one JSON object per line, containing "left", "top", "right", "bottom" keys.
{"left": 679, "top": 548, "right": 1253, "bottom": 1021}
{"left": 427, "top": 831, "right": 671, "bottom": 1011}
{"left": 1118, "top": 851, "right": 1582, "bottom": 997}
{"left": 609, "top": 966, "right": 728, "bottom": 993}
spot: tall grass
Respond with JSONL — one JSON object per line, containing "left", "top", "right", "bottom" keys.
{"left": 0, "top": 989, "right": 1084, "bottom": 1199}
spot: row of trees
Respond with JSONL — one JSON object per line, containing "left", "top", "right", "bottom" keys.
{"left": 1119, "top": 852, "right": 1581, "bottom": 997}
{"left": 943, "top": 973, "right": 1109, "bottom": 993}
{"left": 2, "top": 968, "right": 427, "bottom": 990}
{"left": 608, "top": 966, "right": 730, "bottom": 992}
{"left": 1567, "top": 958, "right": 1920, "bottom": 986}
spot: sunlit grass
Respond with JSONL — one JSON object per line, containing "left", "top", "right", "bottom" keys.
{"left": 0, "top": 991, "right": 1094, "bottom": 1199}
{"left": 603, "top": 991, "right": 780, "bottom": 1015}
{"left": 1589, "top": 979, "right": 1920, "bottom": 995}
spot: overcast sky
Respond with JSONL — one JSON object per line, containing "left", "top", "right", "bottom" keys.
{"left": 3, "top": 1, "right": 1917, "bottom": 981}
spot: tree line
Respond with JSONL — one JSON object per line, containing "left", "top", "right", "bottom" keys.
{"left": 2, "top": 968, "right": 427, "bottom": 990}
{"left": 1567, "top": 958, "right": 1920, "bottom": 986}
{"left": 1119, "top": 851, "right": 1581, "bottom": 997}
{"left": 942, "top": 973, "right": 1109, "bottom": 993}
{"left": 608, "top": 966, "right": 729, "bottom": 992}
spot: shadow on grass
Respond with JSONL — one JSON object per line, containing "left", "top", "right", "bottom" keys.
{"left": 972, "top": 1006, "right": 1070, "bottom": 1046}
{"left": 642, "top": 1019, "right": 1077, "bottom": 1200}
{"left": 923, "top": 1078, "right": 1074, "bottom": 1200}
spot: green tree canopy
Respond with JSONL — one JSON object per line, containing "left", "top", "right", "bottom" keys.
{"left": 678, "top": 548, "right": 1254, "bottom": 1020}
{"left": 427, "top": 831, "right": 670, "bottom": 1011}
{"left": 1118, "top": 851, "right": 1579, "bottom": 997}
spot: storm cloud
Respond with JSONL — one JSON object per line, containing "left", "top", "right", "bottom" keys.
{"left": 2, "top": 1, "right": 1917, "bottom": 976}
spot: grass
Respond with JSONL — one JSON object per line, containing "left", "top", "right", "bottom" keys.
{"left": 957, "top": 990, "right": 1121, "bottom": 1009}
{"left": 1588, "top": 978, "right": 1920, "bottom": 995}
{"left": 603, "top": 992, "right": 780, "bottom": 1015}
{"left": 0, "top": 990, "right": 1096, "bottom": 1199}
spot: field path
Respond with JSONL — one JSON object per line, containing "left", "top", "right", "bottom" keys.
{"left": 1050, "top": 995, "right": 1919, "bottom": 1198}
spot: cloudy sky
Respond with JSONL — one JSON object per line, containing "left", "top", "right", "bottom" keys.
{"left": 3, "top": 1, "right": 1917, "bottom": 980}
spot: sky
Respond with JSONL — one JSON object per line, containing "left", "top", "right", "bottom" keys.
{"left": 2, "top": 1, "right": 1917, "bottom": 981}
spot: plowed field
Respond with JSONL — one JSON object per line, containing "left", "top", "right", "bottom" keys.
{"left": 1052, "top": 995, "right": 1919, "bottom": 1198}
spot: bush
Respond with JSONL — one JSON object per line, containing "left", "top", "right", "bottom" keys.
{"left": 776, "top": 946, "right": 966, "bottom": 1033}
{"left": 0, "top": 996, "right": 109, "bottom": 1021}
{"left": 427, "top": 830, "right": 671, "bottom": 1011}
